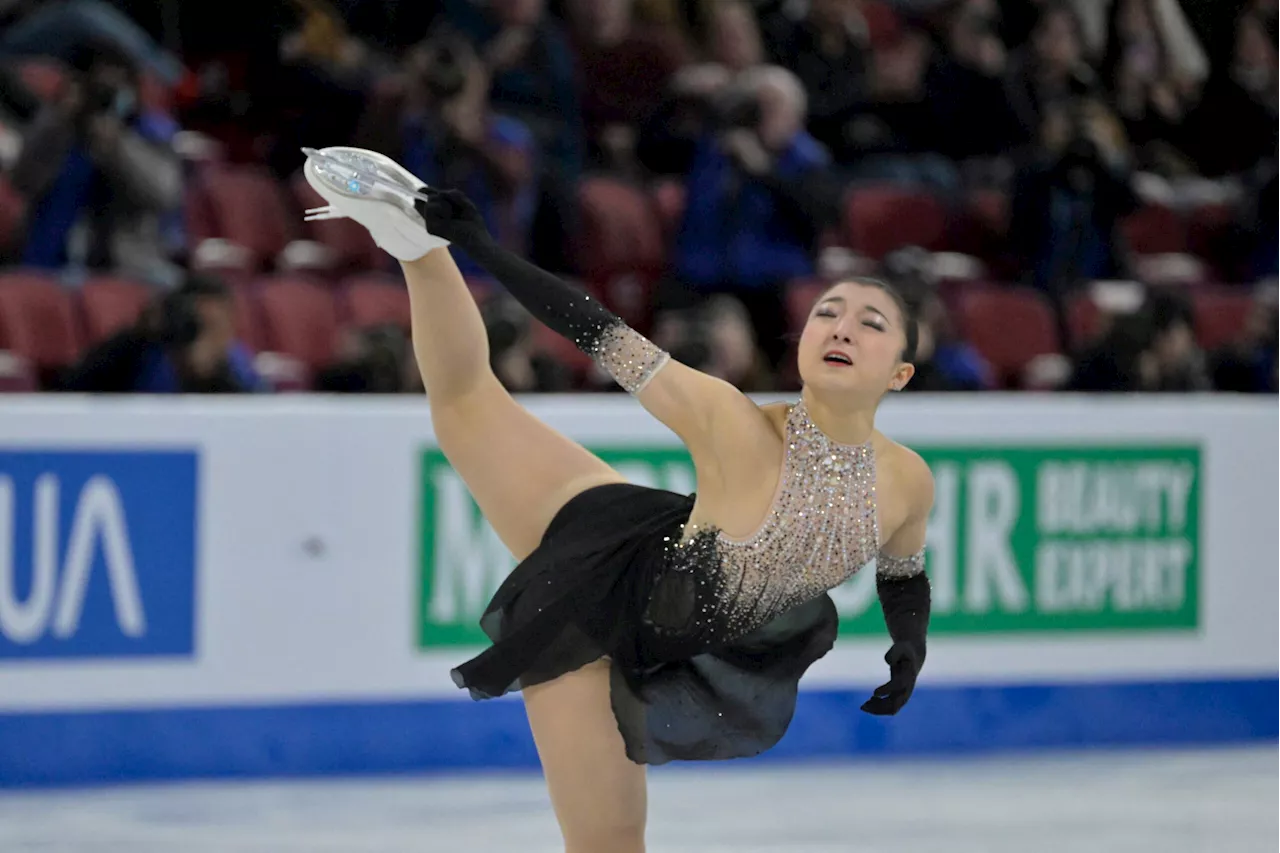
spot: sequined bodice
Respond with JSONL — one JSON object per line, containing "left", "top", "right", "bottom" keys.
{"left": 655, "top": 401, "right": 880, "bottom": 644}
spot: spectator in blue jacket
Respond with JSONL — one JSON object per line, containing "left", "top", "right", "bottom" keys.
{"left": 9, "top": 40, "right": 182, "bottom": 286}
{"left": 357, "top": 33, "right": 538, "bottom": 280}
{"left": 670, "top": 65, "right": 837, "bottom": 369}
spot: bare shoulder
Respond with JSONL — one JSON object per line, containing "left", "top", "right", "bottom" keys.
{"left": 872, "top": 433, "right": 935, "bottom": 516}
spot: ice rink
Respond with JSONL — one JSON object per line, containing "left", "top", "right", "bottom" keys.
{"left": 1, "top": 746, "right": 1274, "bottom": 853}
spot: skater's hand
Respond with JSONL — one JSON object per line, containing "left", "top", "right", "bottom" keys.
{"left": 414, "top": 188, "right": 491, "bottom": 249}
{"left": 860, "top": 641, "right": 921, "bottom": 716}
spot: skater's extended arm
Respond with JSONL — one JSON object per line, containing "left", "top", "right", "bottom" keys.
{"left": 862, "top": 451, "right": 933, "bottom": 717}
{"left": 414, "top": 190, "right": 765, "bottom": 452}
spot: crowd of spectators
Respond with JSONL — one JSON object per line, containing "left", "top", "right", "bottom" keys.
{"left": 0, "top": 0, "right": 1274, "bottom": 395}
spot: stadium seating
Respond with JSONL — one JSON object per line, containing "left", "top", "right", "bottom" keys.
{"left": 1192, "top": 288, "right": 1256, "bottom": 351}
{"left": 340, "top": 274, "right": 411, "bottom": 330}
{"left": 956, "top": 286, "right": 1061, "bottom": 387}
{"left": 1120, "top": 203, "right": 1187, "bottom": 256}
{"left": 79, "top": 276, "right": 151, "bottom": 345}
{"left": 575, "top": 177, "right": 665, "bottom": 328}
{"left": 186, "top": 164, "right": 302, "bottom": 272}
{"left": 845, "top": 186, "right": 949, "bottom": 260}
{"left": 255, "top": 276, "right": 339, "bottom": 370}
{"left": 0, "top": 272, "right": 80, "bottom": 383}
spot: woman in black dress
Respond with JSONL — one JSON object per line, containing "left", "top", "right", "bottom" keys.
{"left": 304, "top": 146, "right": 935, "bottom": 853}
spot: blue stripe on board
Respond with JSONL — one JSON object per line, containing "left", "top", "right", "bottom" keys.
{"left": 1, "top": 677, "right": 1275, "bottom": 788}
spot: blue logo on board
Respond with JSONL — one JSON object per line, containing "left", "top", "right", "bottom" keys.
{"left": 0, "top": 451, "right": 198, "bottom": 660}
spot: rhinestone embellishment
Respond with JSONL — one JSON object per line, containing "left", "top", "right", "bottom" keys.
{"left": 655, "top": 401, "right": 881, "bottom": 642}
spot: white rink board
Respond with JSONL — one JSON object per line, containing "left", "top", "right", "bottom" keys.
{"left": 0, "top": 394, "right": 1275, "bottom": 712}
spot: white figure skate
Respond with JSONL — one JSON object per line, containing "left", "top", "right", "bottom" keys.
{"left": 301, "top": 146, "right": 450, "bottom": 261}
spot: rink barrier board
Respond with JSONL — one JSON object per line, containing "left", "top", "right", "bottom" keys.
{"left": 0, "top": 397, "right": 1276, "bottom": 785}
{"left": 0, "top": 677, "right": 1275, "bottom": 787}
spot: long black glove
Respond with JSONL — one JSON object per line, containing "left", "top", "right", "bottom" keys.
{"left": 861, "top": 570, "right": 930, "bottom": 716}
{"left": 414, "top": 189, "right": 669, "bottom": 394}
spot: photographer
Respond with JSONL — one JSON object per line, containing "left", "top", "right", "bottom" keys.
{"left": 1003, "top": 1, "right": 1087, "bottom": 147}
{"left": 668, "top": 65, "right": 837, "bottom": 370}
{"left": 8, "top": 39, "right": 182, "bottom": 285}
{"left": 1009, "top": 88, "right": 1139, "bottom": 345}
{"left": 317, "top": 324, "right": 420, "bottom": 394}
{"left": 355, "top": 32, "right": 536, "bottom": 277}
{"left": 63, "top": 274, "right": 262, "bottom": 393}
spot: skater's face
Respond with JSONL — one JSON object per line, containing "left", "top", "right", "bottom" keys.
{"left": 797, "top": 281, "right": 915, "bottom": 400}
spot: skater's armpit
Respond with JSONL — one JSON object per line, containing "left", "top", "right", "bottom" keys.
{"left": 636, "top": 359, "right": 771, "bottom": 450}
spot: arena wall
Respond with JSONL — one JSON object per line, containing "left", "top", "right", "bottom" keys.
{"left": 0, "top": 395, "right": 1275, "bottom": 786}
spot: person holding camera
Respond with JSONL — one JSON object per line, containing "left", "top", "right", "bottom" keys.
{"left": 355, "top": 32, "right": 537, "bottom": 279}
{"left": 1003, "top": 1, "right": 1089, "bottom": 147}
{"left": 8, "top": 40, "right": 182, "bottom": 285}
{"left": 63, "top": 274, "right": 262, "bottom": 393}
{"left": 668, "top": 65, "right": 837, "bottom": 372}
{"left": 1009, "top": 91, "right": 1139, "bottom": 310}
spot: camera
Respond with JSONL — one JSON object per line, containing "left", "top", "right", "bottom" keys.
{"left": 1066, "top": 65, "right": 1098, "bottom": 100}
{"left": 154, "top": 290, "right": 202, "bottom": 348}
{"left": 149, "top": 274, "right": 233, "bottom": 349}
{"left": 82, "top": 78, "right": 135, "bottom": 120}
{"left": 710, "top": 87, "right": 761, "bottom": 132}
{"left": 421, "top": 37, "right": 472, "bottom": 101}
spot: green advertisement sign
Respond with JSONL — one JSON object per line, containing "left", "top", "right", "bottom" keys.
{"left": 417, "top": 445, "right": 1199, "bottom": 649}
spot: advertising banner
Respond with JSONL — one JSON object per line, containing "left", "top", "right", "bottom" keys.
{"left": 0, "top": 450, "right": 198, "bottom": 660}
{"left": 417, "top": 444, "right": 1200, "bottom": 648}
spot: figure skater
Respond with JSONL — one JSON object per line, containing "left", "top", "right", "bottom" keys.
{"left": 303, "top": 147, "right": 933, "bottom": 853}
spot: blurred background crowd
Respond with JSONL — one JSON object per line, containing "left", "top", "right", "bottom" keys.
{"left": 0, "top": 0, "right": 1274, "bottom": 395}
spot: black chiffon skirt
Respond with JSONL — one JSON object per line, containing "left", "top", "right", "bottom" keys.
{"left": 450, "top": 483, "right": 839, "bottom": 765}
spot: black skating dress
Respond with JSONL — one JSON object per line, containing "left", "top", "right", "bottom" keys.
{"left": 452, "top": 400, "right": 926, "bottom": 765}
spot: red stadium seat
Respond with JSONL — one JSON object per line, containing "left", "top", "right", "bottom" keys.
{"left": 576, "top": 177, "right": 666, "bottom": 282}
{"left": 845, "top": 187, "right": 948, "bottom": 260}
{"left": 0, "top": 273, "right": 80, "bottom": 376}
{"left": 292, "top": 172, "right": 383, "bottom": 272}
{"left": 189, "top": 164, "right": 301, "bottom": 270}
{"left": 1120, "top": 204, "right": 1187, "bottom": 256}
{"left": 79, "top": 277, "right": 151, "bottom": 344}
{"left": 256, "top": 277, "right": 339, "bottom": 369}
{"left": 1191, "top": 288, "right": 1255, "bottom": 351}
{"left": 1065, "top": 292, "right": 1105, "bottom": 348}
{"left": 949, "top": 189, "right": 1009, "bottom": 264}
{"left": 575, "top": 177, "right": 665, "bottom": 329}
{"left": 340, "top": 274, "right": 411, "bottom": 330}
{"left": 955, "top": 287, "right": 1061, "bottom": 386}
